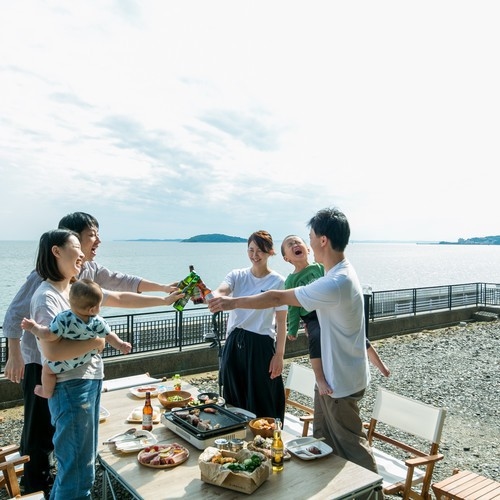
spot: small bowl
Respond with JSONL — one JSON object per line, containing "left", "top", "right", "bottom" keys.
{"left": 248, "top": 417, "right": 276, "bottom": 438}
{"left": 157, "top": 390, "right": 192, "bottom": 409}
{"left": 197, "top": 392, "right": 219, "bottom": 404}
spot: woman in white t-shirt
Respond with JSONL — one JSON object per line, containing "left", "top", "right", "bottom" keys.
{"left": 212, "top": 230, "right": 288, "bottom": 421}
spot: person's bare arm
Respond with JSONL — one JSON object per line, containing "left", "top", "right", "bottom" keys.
{"left": 4, "top": 338, "right": 24, "bottom": 383}
{"left": 106, "top": 333, "right": 132, "bottom": 355}
{"left": 103, "top": 290, "right": 182, "bottom": 309}
{"left": 269, "top": 309, "right": 287, "bottom": 379}
{"left": 208, "top": 289, "right": 300, "bottom": 313}
{"left": 41, "top": 337, "right": 106, "bottom": 362}
{"left": 21, "top": 318, "right": 59, "bottom": 342}
{"left": 211, "top": 282, "right": 232, "bottom": 297}
{"left": 137, "top": 279, "right": 178, "bottom": 294}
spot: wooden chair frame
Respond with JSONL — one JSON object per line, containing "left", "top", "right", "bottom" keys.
{"left": 365, "top": 387, "right": 446, "bottom": 500}
{"left": 0, "top": 444, "right": 30, "bottom": 498}
{"left": 284, "top": 362, "right": 316, "bottom": 436}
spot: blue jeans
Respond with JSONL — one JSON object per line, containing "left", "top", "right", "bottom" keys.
{"left": 48, "top": 378, "right": 102, "bottom": 500}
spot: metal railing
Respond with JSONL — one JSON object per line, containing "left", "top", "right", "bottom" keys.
{"left": 366, "top": 282, "right": 499, "bottom": 320}
{"left": 1, "top": 282, "right": 499, "bottom": 374}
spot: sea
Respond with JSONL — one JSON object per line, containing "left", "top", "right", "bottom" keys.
{"left": 1, "top": 240, "right": 500, "bottom": 325}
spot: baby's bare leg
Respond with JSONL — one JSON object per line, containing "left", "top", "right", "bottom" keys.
{"left": 34, "top": 363, "right": 57, "bottom": 399}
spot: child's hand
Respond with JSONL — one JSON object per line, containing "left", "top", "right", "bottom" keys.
{"left": 21, "top": 317, "right": 36, "bottom": 333}
{"left": 287, "top": 334, "right": 298, "bottom": 342}
{"left": 120, "top": 341, "right": 132, "bottom": 355}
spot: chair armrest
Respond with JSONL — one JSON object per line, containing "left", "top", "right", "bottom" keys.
{"left": 299, "top": 415, "right": 314, "bottom": 422}
{"left": 0, "top": 445, "right": 20, "bottom": 461}
{"left": 405, "top": 453, "right": 444, "bottom": 467}
{"left": 0, "top": 454, "right": 30, "bottom": 471}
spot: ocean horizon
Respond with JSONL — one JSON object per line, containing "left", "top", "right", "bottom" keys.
{"left": 2, "top": 240, "right": 500, "bottom": 323}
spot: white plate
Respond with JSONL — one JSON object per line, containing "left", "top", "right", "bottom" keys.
{"left": 285, "top": 438, "right": 333, "bottom": 460}
{"left": 127, "top": 405, "right": 162, "bottom": 424}
{"left": 129, "top": 385, "right": 160, "bottom": 398}
{"left": 227, "top": 407, "right": 256, "bottom": 420}
{"left": 99, "top": 406, "right": 110, "bottom": 422}
{"left": 114, "top": 430, "right": 158, "bottom": 453}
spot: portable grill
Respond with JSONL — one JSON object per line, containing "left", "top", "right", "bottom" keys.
{"left": 161, "top": 404, "right": 248, "bottom": 450}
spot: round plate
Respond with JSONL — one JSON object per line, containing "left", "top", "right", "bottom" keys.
{"left": 127, "top": 405, "right": 162, "bottom": 424}
{"left": 129, "top": 385, "right": 160, "bottom": 398}
{"left": 137, "top": 444, "right": 189, "bottom": 468}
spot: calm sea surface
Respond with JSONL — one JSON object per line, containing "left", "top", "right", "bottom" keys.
{"left": 1, "top": 241, "right": 500, "bottom": 324}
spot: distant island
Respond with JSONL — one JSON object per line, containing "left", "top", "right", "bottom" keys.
{"left": 182, "top": 233, "right": 246, "bottom": 243}
{"left": 123, "top": 234, "right": 246, "bottom": 243}
{"left": 439, "top": 235, "right": 500, "bottom": 245}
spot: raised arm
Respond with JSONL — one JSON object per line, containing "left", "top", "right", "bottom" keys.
{"left": 103, "top": 289, "right": 182, "bottom": 309}
{"left": 208, "top": 289, "right": 300, "bottom": 312}
{"left": 137, "top": 279, "right": 178, "bottom": 294}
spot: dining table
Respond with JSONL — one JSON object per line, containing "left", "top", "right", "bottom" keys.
{"left": 97, "top": 381, "right": 383, "bottom": 499}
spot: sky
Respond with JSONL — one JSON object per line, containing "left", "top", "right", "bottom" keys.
{"left": 1, "top": 1, "right": 499, "bottom": 243}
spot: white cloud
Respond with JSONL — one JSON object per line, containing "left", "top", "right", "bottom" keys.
{"left": 0, "top": 1, "right": 499, "bottom": 242}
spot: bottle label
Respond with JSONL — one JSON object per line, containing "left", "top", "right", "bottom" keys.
{"left": 142, "top": 414, "right": 153, "bottom": 428}
{"left": 271, "top": 445, "right": 284, "bottom": 469}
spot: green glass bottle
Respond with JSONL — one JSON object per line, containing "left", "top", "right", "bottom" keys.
{"left": 176, "top": 271, "right": 197, "bottom": 290}
{"left": 174, "top": 274, "right": 201, "bottom": 311}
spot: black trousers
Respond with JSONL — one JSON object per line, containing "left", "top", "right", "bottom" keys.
{"left": 221, "top": 328, "right": 285, "bottom": 422}
{"left": 20, "top": 363, "right": 55, "bottom": 495}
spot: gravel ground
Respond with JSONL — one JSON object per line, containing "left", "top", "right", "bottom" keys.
{"left": 1, "top": 320, "right": 499, "bottom": 499}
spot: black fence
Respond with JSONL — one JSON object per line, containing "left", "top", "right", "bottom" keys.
{"left": 367, "top": 282, "right": 500, "bottom": 320}
{"left": 1, "top": 282, "right": 499, "bottom": 374}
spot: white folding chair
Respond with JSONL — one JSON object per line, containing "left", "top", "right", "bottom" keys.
{"left": 366, "top": 387, "right": 446, "bottom": 500}
{"left": 284, "top": 362, "right": 316, "bottom": 436}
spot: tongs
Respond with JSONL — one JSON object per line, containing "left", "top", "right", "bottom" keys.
{"left": 102, "top": 428, "right": 137, "bottom": 444}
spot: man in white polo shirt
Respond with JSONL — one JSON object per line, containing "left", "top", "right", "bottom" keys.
{"left": 208, "top": 207, "right": 377, "bottom": 473}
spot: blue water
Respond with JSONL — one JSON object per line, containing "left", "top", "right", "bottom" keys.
{"left": 1, "top": 240, "right": 500, "bottom": 322}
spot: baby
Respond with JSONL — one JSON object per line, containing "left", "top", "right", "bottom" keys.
{"left": 21, "top": 278, "right": 131, "bottom": 398}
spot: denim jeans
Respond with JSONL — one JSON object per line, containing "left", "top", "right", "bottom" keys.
{"left": 48, "top": 378, "right": 102, "bottom": 500}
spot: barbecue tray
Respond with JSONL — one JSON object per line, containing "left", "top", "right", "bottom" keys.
{"left": 169, "top": 404, "right": 247, "bottom": 439}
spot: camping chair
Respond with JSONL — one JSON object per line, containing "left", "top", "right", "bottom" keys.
{"left": 0, "top": 444, "right": 43, "bottom": 499}
{"left": 365, "top": 387, "right": 446, "bottom": 500}
{"left": 284, "top": 362, "right": 316, "bottom": 436}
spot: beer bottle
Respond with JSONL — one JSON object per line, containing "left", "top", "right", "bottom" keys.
{"left": 173, "top": 373, "right": 182, "bottom": 391}
{"left": 192, "top": 279, "right": 214, "bottom": 304}
{"left": 176, "top": 271, "right": 197, "bottom": 290}
{"left": 271, "top": 418, "right": 284, "bottom": 472}
{"left": 173, "top": 274, "right": 201, "bottom": 311}
{"left": 142, "top": 391, "right": 153, "bottom": 431}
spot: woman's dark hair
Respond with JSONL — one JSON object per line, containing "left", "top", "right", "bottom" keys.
{"left": 36, "top": 229, "right": 80, "bottom": 281}
{"left": 308, "top": 207, "right": 350, "bottom": 252}
{"left": 248, "top": 230, "right": 275, "bottom": 255}
{"left": 58, "top": 212, "right": 99, "bottom": 234}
